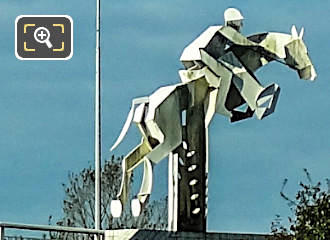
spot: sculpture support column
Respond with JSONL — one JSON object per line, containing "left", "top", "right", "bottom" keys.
{"left": 168, "top": 102, "right": 207, "bottom": 232}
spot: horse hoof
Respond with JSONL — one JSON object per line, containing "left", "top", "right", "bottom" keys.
{"left": 131, "top": 198, "right": 142, "bottom": 217}
{"left": 110, "top": 199, "right": 122, "bottom": 218}
{"left": 256, "top": 83, "right": 280, "bottom": 119}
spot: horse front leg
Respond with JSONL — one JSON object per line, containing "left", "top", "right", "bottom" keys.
{"left": 217, "top": 51, "right": 280, "bottom": 120}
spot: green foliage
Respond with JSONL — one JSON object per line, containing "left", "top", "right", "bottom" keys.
{"left": 270, "top": 169, "right": 329, "bottom": 240}
{"left": 49, "top": 155, "right": 167, "bottom": 239}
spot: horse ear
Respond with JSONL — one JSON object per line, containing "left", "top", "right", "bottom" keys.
{"left": 291, "top": 25, "right": 298, "bottom": 39}
{"left": 299, "top": 27, "right": 304, "bottom": 39}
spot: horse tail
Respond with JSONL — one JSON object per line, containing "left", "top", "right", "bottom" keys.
{"left": 110, "top": 97, "right": 149, "bottom": 151}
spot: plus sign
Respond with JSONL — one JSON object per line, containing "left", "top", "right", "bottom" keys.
{"left": 37, "top": 30, "right": 47, "bottom": 40}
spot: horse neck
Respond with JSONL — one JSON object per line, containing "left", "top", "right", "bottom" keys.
{"left": 259, "top": 32, "right": 292, "bottom": 59}
{"left": 237, "top": 32, "right": 293, "bottom": 73}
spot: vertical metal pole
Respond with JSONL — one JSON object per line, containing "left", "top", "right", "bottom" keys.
{"left": 95, "top": 0, "right": 102, "bottom": 236}
{"left": 0, "top": 226, "right": 4, "bottom": 240}
{"left": 168, "top": 152, "right": 178, "bottom": 231}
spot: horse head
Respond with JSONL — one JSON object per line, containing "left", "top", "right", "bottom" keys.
{"left": 285, "top": 25, "right": 317, "bottom": 81}
{"left": 222, "top": 26, "right": 317, "bottom": 122}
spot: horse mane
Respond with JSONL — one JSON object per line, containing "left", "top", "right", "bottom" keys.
{"left": 248, "top": 32, "right": 293, "bottom": 59}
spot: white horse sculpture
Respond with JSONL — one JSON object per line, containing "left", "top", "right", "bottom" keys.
{"left": 110, "top": 25, "right": 316, "bottom": 217}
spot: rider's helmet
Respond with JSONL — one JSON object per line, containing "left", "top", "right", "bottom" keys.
{"left": 224, "top": 8, "right": 244, "bottom": 32}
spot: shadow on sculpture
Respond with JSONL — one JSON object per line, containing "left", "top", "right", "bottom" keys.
{"left": 110, "top": 8, "right": 316, "bottom": 232}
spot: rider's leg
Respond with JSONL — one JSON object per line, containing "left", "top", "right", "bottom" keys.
{"left": 179, "top": 64, "right": 233, "bottom": 122}
{"left": 179, "top": 55, "right": 254, "bottom": 123}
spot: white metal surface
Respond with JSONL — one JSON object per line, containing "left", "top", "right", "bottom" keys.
{"left": 168, "top": 152, "right": 178, "bottom": 232}
{"left": 95, "top": 0, "right": 101, "bottom": 235}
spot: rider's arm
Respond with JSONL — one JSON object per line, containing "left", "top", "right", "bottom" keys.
{"left": 218, "top": 26, "right": 258, "bottom": 47}
{"left": 218, "top": 26, "right": 274, "bottom": 59}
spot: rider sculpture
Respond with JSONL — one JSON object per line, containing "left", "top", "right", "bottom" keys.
{"left": 110, "top": 8, "right": 317, "bottom": 219}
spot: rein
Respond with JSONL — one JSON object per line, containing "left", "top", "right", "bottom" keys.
{"left": 250, "top": 46, "right": 292, "bottom": 68}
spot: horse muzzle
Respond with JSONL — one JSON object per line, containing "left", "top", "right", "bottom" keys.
{"left": 298, "top": 65, "right": 317, "bottom": 81}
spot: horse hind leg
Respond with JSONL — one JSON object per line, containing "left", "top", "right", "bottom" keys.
{"left": 144, "top": 85, "right": 183, "bottom": 164}
{"left": 110, "top": 137, "right": 152, "bottom": 217}
{"left": 130, "top": 85, "right": 185, "bottom": 216}
{"left": 111, "top": 85, "right": 184, "bottom": 217}
{"left": 131, "top": 157, "right": 153, "bottom": 217}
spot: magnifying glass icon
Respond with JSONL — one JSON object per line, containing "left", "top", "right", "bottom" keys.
{"left": 34, "top": 27, "right": 53, "bottom": 48}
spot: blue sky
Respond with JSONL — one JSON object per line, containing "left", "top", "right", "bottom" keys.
{"left": 0, "top": 0, "right": 329, "bottom": 235}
